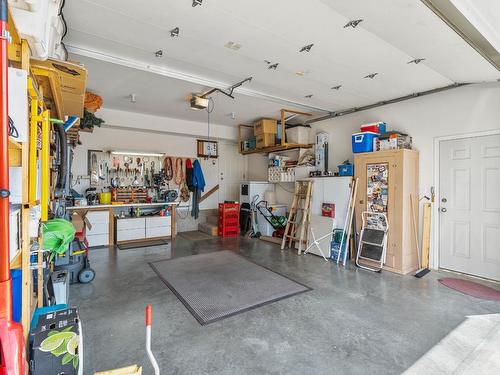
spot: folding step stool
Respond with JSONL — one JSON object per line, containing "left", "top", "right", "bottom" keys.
{"left": 356, "top": 211, "right": 389, "bottom": 272}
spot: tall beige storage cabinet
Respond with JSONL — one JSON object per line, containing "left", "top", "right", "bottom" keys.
{"left": 354, "top": 149, "right": 419, "bottom": 275}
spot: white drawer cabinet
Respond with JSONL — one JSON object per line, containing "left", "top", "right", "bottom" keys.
{"left": 86, "top": 234, "right": 109, "bottom": 247}
{"left": 116, "top": 218, "right": 146, "bottom": 242}
{"left": 117, "top": 217, "right": 145, "bottom": 231}
{"left": 86, "top": 210, "right": 109, "bottom": 243}
{"left": 116, "top": 229, "right": 145, "bottom": 242}
{"left": 115, "top": 216, "right": 172, "bottom": 243}
{"left": 146, "top": 226, "right": 171, "bottom": 238}
{"left": 86, "top": 222, "right": 109, "bottom": 236}
{"left": 86, "top": 210, "right": 109, "bottom": 224}
{"left": 146, "top": 216, "right": 171, "bottom": 239}
{"left": 145, "top": 216, "right": 171, "bottom": 228}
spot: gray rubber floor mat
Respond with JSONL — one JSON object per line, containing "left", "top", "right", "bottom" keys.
{"left": 117, "top": 239, "right": 168, "bottom": 250}
{"left": 150, "top": 250, "right": 311, "bottom": 325}
{"left": 178, "top": 231, "right": 214, "bottom": 241}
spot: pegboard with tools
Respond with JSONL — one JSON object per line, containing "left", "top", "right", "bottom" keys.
{"left": 87, "top": 150, "right": 164, "bottom": 188}
{"left": 86, "top": 151, "right": 194, "bottom": 204}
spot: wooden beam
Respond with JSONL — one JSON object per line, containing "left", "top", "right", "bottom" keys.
{"left": 421, "top": 203, "right": 432, "bottom": 269}
{"left": 240, "top": 143, "right": 312, "bottom": 155}
{"left": 280, "top": 110, "right": 286, "bottom": 146}
{"left": 280, "top": 108, "right": 312, "bottom": 116}
{"left": 200, "top": 184, "right": 219, "bottom": 203}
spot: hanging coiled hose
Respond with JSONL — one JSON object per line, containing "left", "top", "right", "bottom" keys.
{"left": 54, "top": 123, "right": 67, "bottom": 189}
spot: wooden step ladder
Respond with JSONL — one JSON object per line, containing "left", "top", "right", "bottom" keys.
{"left": 281, "top": 180, "right": 313, "bottom": 254}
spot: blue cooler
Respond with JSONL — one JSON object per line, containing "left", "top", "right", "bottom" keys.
{"left": 338, "top": 164, "right": 354, "bottom": 176}
{"left": 352, "top": 132, "right": 378, "bottom": 153}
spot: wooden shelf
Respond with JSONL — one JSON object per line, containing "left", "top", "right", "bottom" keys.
{"left": 30, "top": 295, "right": 38, "bottom": 320}
{"left": 240, "top": 143, "right": 312, "bottom": 155}
{"left": 9, "top": 249, "right": 22, "bottom": 269}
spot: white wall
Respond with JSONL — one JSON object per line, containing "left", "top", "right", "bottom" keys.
{"left": 309, "top": 82, "right": 500, "bottom": 268}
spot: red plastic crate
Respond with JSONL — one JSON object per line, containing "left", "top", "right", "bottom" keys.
{"left": 219, "top": 226, "right": 240, "bottom": 237}
{"left": 219, "top": 203, "right": 240, "bottom": 213}
{"left": 218, "top": 203, "right": 240, "bottom": 237}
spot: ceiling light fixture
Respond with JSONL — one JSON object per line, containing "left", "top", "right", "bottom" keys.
{"left": 407, "top": 58, "right": 426, "bottom": 64}
{"left": 364, "top": 73, "right": 378, "bottom": 79}
{"left": 331, "top": 85, "right": 342, "bottom": 90}
{"left": 305, "top": 94, "right": 313, "bottom": 98}
{"left": 129, "top": 93, "right": 136, "bottom": 103}
{"left": 111, "top": 151, "right": 165, "bottom": 157}
{"left": 192, "top": 0, "right": 202, "bottom": 7}
{"left": 300, "top": 43, "right": 314, "bottom": 52}
{"left": 268, "top": 63, "right": 279, "bottom": 70}
{"left": 344, "top": 19, "right": 363, "bottom": 28}
{"left": 170, "top": 27, "right": 180, "bottom": 37}
{"left": 154, "top": 50, "right": 163, "bottom": 58}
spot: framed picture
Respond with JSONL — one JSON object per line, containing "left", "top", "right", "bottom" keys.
{"left": 197, "top": 139, "right": 218, "bottom": 158}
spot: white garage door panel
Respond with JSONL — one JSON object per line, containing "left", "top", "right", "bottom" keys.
{"left": 440, "top": 134, "right": 500, "bottom": 281}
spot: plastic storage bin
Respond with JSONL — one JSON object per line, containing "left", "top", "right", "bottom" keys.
{"left": 352, "top": 132, "right": 378, "bottom": 153}
{"left": 360, "top": 122, "right": 386, "bottom": 134}
{"left": 218, "top": 203, "right": 240, "bottom": 237}
{"left": 286, "top": 126, "right": 309, "bottom": 144}
{"left": 338, "top": 164, "right": 354, "bottom": 176}
{"left": 11, "top": 269, "right": 22, "bottom": 323}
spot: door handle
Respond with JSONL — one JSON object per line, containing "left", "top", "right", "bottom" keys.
{"left": 440, "top": 207, "right": 447, "bottom": 213}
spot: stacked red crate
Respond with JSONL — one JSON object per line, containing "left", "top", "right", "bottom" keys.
{"left": 218, "top": 203, "right": 240, "bottom": 237}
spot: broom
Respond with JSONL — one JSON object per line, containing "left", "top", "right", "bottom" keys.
{"left": 410, "top": 194, "right": 430, "bottom": 278}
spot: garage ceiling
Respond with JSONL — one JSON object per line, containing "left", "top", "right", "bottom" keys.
{"left": 64, "top": 0, "right": 500, "bottom": 125}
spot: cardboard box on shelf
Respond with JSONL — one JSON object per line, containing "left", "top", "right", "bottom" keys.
{"left": 254, "top": 119, "right": 277, "bottom": 135}
{"left": 71, "top": 211, "right": 91, "bottom": 232}
{"left": 256, "top": 133, "right": 276, "bottom": 148}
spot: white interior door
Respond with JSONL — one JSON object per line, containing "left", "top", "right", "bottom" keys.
{"left": 218, "top": 142, "right": 246, "bottom": 202}
{"left": 439, "top": 134, "right": 500, "bottom": 281}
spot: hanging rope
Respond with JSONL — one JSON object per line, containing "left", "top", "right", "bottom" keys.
{"left": 162, "top": 157, "right": 173, "bottom": 181}
{"left": 174, "top": 157, "right": 184, "bottom": 185}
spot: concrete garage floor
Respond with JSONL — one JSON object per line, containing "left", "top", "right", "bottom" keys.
{"left": 71, "top": 237, "right": 500, "bottom": 375}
